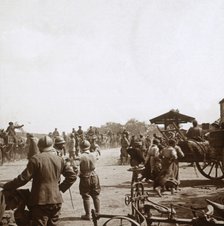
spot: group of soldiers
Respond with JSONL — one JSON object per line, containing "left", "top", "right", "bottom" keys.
{"left": 0, "top": 123, "right": 102, "bottom": 225}
{"left": 48, "top": 126, "right": 121, "bottom": 152}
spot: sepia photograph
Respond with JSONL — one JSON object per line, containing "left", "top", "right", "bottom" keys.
{"left": 0, "top": 0, "right": 224, "bottom": 225}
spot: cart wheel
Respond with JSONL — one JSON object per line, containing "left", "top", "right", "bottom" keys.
{"left": 102, "top": 216, "right": 140, "bottom": 226}
{"left": 195, "top": 159, "right": 224, "bottom": 180}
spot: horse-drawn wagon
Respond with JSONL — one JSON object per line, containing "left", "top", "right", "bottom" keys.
{"left": 155, "top": 122, "right": 224, "bottom": 180}
{"left": 150, "top": 109, "right": 224, "bottom": 180}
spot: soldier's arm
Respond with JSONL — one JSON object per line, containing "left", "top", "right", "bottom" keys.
{"left": 3, "top": 159, "right": 35, "bottom": 190}
{"left": 15, "top": 124, "right": 24, "bottom": 129}
{"left": 59, "top": 162, "right": 77, "bottom": 193}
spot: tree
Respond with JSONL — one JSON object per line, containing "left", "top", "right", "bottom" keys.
{"left": 125, "top": 118, "right": 147, "bottom": 136}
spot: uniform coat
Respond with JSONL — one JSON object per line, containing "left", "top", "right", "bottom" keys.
{"left": 3, "top": 149, "right": 77, "bottom": 206}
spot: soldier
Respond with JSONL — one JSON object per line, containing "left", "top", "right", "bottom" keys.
{"left": 77, "top": 126, "right": 84, "bottom": 137}
{"left": 79, "top": 140, "right": 100, "bottom": 220}
{"left": 52, "top": 128, "right": 60, "bottom": 138}
{"left": 54, "top": 136, "right": 66, "bottom": 157}
{"left": 90, "top": 136, "right": 101, "bottom": 160}
{"left": 86, "top": 126, "right": 95, "bottom": 140}
{"left": 6, "top": 122, "right": 24, "bottom": 146}
{"left": 2, "top": 135, "right": 77, "bottom": 226}
{"left": 71, "top": 128, "right": 76, "bottom": 136}
{"left": 68, "top": 133, "right": 76, "bottom": 159}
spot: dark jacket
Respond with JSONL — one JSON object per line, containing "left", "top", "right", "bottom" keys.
{"left": 3, "top": 150, "right": 77, "bottom": 206}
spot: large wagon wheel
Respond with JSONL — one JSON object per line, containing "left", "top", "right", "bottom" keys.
{"left": 187, "top": 140, "right": 224, "bottom": 180}
{"left": 195, "top": 157, "right": 224, "bottom": 180}
{"left": 194, "top": 145, "right": 224, "bottom": 180}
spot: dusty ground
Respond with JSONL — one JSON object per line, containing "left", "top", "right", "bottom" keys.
{"left": 1, "top": 148, "right": 224, "bottom": 226}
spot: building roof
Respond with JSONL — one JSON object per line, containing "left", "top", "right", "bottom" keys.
{"left": 219, "top": 98, "right": 224, "bottom": 104}
{"left": 150, "top": 109, "right": 195, "bottom": 125}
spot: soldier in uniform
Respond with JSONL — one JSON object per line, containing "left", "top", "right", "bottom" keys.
{"left": 52, "top": 128, "right": 60, "bottom": 138}
{"left": 79, "top": 140, "right": 101, "bottom": 220}
{"left": 90, "top": 136, "right": 101, "bottom": 160}
{"left": 54, "top": 136, "right": 66, "bottom": 157}
{"left": 77, "top": 126, "right": 84, "bottom": 137}
{"left": 68, "top": 133, "right": 76, "bottom": 159}
{"left": 3, "top": 135, "right": 77, "bottom": 226}
{"left": 6, "top": 122, "right": 24, "bottom": 146}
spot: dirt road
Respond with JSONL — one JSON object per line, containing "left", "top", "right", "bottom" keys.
{"left": 1, "top": 148, "right": 224, "bottom": 226}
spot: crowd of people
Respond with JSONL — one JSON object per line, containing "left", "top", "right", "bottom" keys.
{"left": 0, "top": 119, "right": 223, "bottom": 225}
{"left": 120, "top": 129, "right": 185, "bottom": 197}
{"left": 120, "top": 119, "right": 214, "bottom": 197}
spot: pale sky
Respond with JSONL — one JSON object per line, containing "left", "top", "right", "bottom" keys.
{"left": 0, "top": 0, "right": 224, "bottom": 133}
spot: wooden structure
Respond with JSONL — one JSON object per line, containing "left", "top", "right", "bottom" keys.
{"left": 149, "top": 109, "right": 195, "bottom": 129}
{"left": 219, "top": 98, "right": 224, "bottom": 124}
{"left": 149, "top": 108, "right": 224, "bottom": 180}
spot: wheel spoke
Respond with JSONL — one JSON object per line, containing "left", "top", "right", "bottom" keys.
{"left": 207, "top": 162, "right": 215, "bottom": 176}
{"left": 201, "top": 162, "right": 209, "bottom": 170}
{"left": 219, "top": 161, "right": 224, "bottom": 174}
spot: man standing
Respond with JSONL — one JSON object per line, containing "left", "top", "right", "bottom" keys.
{"left": 79, "top": 140, "right": 100, "bottom": 220}
{"left": 120, "top": 133, "right": 130, "bottom": 165}
{"left": 52, "top": 128, "right": 60, "bottom": 138}
{"left": 77, "top": 126, "right": 84, "bottom": 137}
{"left": 3, "top": 135, "right": 77, "bottom": 226}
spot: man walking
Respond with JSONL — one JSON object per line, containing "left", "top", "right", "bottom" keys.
{"left": 3, "top": 135, "right": 77, "bottom": 226}
{"left": 79, "top": 140, "right": 100, "bottom": 220}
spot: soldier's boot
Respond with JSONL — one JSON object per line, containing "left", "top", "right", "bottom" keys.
{"left": 93, "top": 196, "right": 100, "bottom": 215}
{"left": 81, "top": 199, "right": 91, "bottom": 220}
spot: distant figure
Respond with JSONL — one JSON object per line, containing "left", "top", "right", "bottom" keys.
{"left": 122, "top": 129, "right": 129, "bottom": 139}
{"left": 186, "top": 120, "right": 203, "bottom": 141}
{"left": 120, "top": 133, "right": 130, "bottom": 165}
{"left": 6, "top": 122, "right": 24, "bottom": 146}
{"left": 52, "top": 128, "right": 60, "bottom": 138}
{"left": 77, "top": 126, "right": 84, "bottom": 137}
{"left": 72, "top": 128, "right": 76, "bottom": 135}
{"left": 68, "top": 133, "right": 76, "bottom": 159}
{"left": 87, "top": 126, "right": 95, "bottom": 137}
